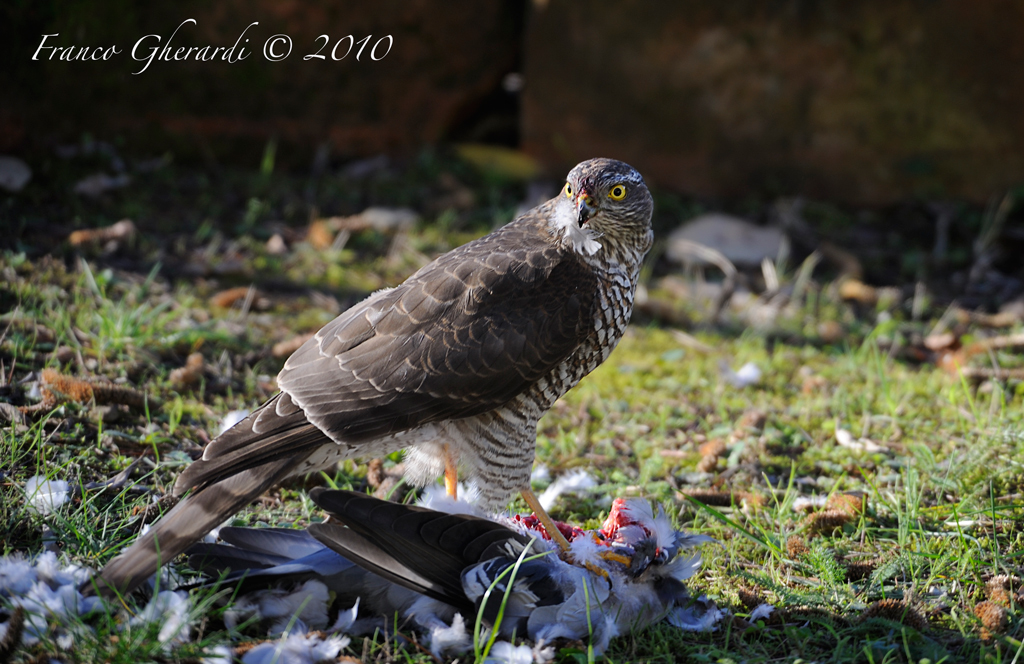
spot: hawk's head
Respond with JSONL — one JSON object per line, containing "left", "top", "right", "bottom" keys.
{"left": 557, "top": 158, "right": 654, "bottom": 259}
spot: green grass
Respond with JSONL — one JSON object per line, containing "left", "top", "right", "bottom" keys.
{"left": 2, "top": 151, "right": 1023, "bottom": 663}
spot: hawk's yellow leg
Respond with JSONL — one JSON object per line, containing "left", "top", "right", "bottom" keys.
{"left": 520, "top": 488, "right": 572, "bottom": 552}
{"left": 440, "top": 456, "right": 610, "bottom": 579}
{"left": 443, "top": 444, "right": 458, "bottom": 500}
{"left": 521, "top": 488, "right": 611, "bottom": 578}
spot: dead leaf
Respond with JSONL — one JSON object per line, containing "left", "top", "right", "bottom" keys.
{"left": 839, "top": 278, "right": 876, "bottom": 304}
{"left": 23, "top": 369, "right": 153, "bottom": 413}
{"left": 169, "top": 353, "right": 204, "bottom": 390}
{"left": 68, "top": 219, "right": 136, "bottom": 247}
{"left": 272, "top": 332, "right": 315, "bottom": 359}
{"left": 210, "top": 286, "right": 254, "bottom": 309}
{"left": 306, "top": 220, "right": 336, "bottom": 250}
{"left": 924, "top": 332, "right": 957, "bottom": 351}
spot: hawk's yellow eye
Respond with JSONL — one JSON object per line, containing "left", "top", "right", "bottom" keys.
{"left": 565, "top": 183, "right": 573, "bottom": 198}
{"left": 608, "top": 184, "right": 627, "bottom": 200}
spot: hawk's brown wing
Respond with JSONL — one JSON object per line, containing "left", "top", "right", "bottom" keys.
{"left": 177, "top": 215, "right": 597, "bottom": 493}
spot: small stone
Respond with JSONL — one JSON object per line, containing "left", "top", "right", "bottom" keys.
{"left": 667, "top": 214, "right": 785, "bottom": 267}
{"left": 73, "top": 172, "right": 130, "bottom": 197}
{"left": 92, "top": 404, "right": 122, "bottom": 423}
{"left": 266, "top": 233, "right": 288, "bottom": 255}
{"left": 0, "top": 156, "right": 32, "bottom": 192}
{"left": 924, "top": 332, "right": 957, "bottom": 351}
{"left": 0, "top": 402, "right": 25, "bottom": 425}
{"left": 736, "top": 409, "right": 767, "bottom": 432}
{"left": 817, "top": 320, "right": 844, "bottom": 344}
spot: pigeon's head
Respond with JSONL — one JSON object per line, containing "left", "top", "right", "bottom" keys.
{"left": 560, "top": 158, "right": 654, "bottom": 256}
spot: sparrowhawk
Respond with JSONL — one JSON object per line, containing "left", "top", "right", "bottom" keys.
{"left": 91, "top": 157, "right": 654, "bottom": 597}
{"left": 186, "top": 489, "right": 718, "bottom": 656}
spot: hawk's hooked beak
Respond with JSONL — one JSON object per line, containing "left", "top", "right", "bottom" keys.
{"left": 576, "top": 191, "right": 595, "bottom": 227}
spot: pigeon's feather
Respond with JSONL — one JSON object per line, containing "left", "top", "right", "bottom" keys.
{"left": 308, "top": 488, "right": 532, "bottom": 612}
{"left": 186, "top": 490, "right": 719, "bottom": 655}
{"left": 218, "top": 527, "right": 330, "bottom": 560}
{"left": 186, "top": 539, "right": 360, "bottom": 597}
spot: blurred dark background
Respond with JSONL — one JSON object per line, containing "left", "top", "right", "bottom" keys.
{"left": 3, "top": 1, "right": 525, "bottom": 171}
{"left": 7, "top": 0, "right": 1024, "bottom": 201}
{"left": 4, "top": 0, "right": 1024, "bottom": 303}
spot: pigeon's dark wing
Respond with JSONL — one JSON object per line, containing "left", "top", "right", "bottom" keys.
{"left": 176, "top": 214, "right": 597, "bottom": 493}
{"left": 185, "top": 527, "right": 360, "bottom": 595}
{"left": 217, "top": 525, "right": 330, "bottom": 559}
{"left": 186, "top": 526, "right": 330, "bottom": 574}
{"left": 307, "top": 488, "right": 534, "bottom": 613}
{"left": 184, "top": 526, "right": 439, "bottom": 624}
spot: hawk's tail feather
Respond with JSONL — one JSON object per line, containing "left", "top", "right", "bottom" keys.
{"left": 85, "top": 457, "right": 303, "bottom": 598}
{"left": 173, "top": 410, "right": 330, "bottom": 497}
